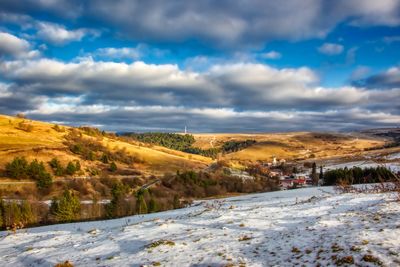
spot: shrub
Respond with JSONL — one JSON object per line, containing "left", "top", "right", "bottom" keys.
{"left": 16, "top": 121, "right": 33, "bottom": 132}
{"left": 109, "top": 162, "right": 117, "bottom": 172}
{"left": 75, "top": 161, "right": 81, "bottom": 171}
{"left": 101, "top": 154, "right": 109, "bottom": 164}
{"left": 79, "top": 126, "right": 105, "bottom": 137}
{"left": 49, "top": 158, "right": 64, "bottom": 176}
{"left": 86, "top": 167, "right": 99, "bottom": 176}
{"left": 6, "top": 157, "right": 29, "bottom": 179}
{"left": 28, "top": 160, "right": 46, "bottom": 179}
{"left": 28, "top": 159, "right": 53, "bottom": 189}
{"left": 66, "top": 162, "right": 77, "bottom": 175}
{"left": 52, "top": 124, "right": 65, "bottom": 132}
{"left": 67, "top": 179, "right": 91, "bottom": 196}
{"left": 36, "top": 172, "right": 52, "bottom": 189}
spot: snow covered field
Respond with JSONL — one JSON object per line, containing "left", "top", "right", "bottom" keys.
{"left": 1, "top": 187, "right": 400, "bottom": 267}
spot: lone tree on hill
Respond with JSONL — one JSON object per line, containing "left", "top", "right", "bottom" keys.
{"left": 148, "top": 198, "right": 158, "bottom": 213}
{"left": 50, "top": 190, "right": 81, "bottom": 222}
{"left": 106, "top": 182, "right": 129, "bottom": 218}
{"left": 136, "top": 189, "right": 148, "bottom": 214}
{"left": 311, "top": 162, "right": 319, "bottom": 186}
{"left": 109, "top": 162, "right": 117, "bottom": 172}
{"left": 319, "top": 166, "right": 324, "bottom": 183}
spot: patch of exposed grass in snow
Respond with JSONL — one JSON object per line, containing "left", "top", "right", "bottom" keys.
{"left": 147, "top": 239, "right": 176, "bottom": 249}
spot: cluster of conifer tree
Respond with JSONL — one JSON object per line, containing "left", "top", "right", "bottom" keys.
{"left": 123, "top": 132, "right": 257, "bottom": 159}
{"left": 124, "top": 132, "right": 195, "bottom": 151}
{"left": 221, "top": 139, "right": 257, "bottom": 153}
{"left": 49, "top": 158, "right": 81, "bottom": 176}
{"left": 5, "top": 157, "right": 86, "bottom": 188}
{"left": 0, "top": 200, "right": 36, "bottom": 231}
{"left": 5, "top": 157, "right": 52, "bottom": 189}
{"left": 323, "top": 166, "right": 396, "bottom": 185}
{"left": 0, "top": 190, "right": 83, "bottom": 229}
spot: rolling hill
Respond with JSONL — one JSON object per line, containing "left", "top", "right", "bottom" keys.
{"left": 192, "top": 132, "right": 386, "bottom": 163}
{"left": 0, "top": 114, "right": 211, "bottom": 180}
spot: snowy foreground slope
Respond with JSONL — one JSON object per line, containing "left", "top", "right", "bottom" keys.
{"left": 1, "top": 187, "right": 400, "bottom": 267}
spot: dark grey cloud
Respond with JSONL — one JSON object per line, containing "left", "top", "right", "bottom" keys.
{"left": 1, "top": 0, "right": 400, "bottom": 48}
{"left": 353, "top": 67, "right": 400, "bottom": 89}
{"left": 28, "top": 106, "right": 400, "bottom": 133}
{"left": 0, "top": 0, "right": 83, "bottom": 19}
{"left": 0, "top": 83, "right": 43, "bottom": 114}
{"left": 87, "top": 0, "right": 400, "bottom": 48}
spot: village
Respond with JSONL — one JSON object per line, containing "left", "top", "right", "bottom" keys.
{"left": 228, "top": 156, "right": 316, "bottom": 190}
{"left": 266, "top": 157, "right": 315, "bottom": 190}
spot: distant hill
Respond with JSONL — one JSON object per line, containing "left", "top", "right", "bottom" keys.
{"left": 191, "top": 132, "right": 386, "bottom": 163}
{"left": 361, "top": 128, "right": 400, "bottom": 139}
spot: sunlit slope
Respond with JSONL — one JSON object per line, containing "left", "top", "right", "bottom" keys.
{"left": 192, "top": 132, "right": 385, "bottom": 162}
{"left": 0, "top": 114, "right": 211, "bottom": 176}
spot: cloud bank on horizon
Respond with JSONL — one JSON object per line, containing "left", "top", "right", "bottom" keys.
{"left": 0, "top": 0, "right": 399, "bottom": 132}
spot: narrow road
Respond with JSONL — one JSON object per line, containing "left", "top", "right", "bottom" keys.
{"left": 210, "top": 135, "right": 216, "bottom": 148}
{"left": 0, "top": 181, "right": 35, "bottom": 185}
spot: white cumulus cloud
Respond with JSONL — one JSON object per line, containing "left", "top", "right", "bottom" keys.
{"left": 36, "top": 22, "right": 100, "bottom": 45}
{"left": 0, "top": 32, "right": 40, "bottom": 58}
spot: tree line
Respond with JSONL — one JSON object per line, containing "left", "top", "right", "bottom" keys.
{"left": 323, "top": 166, "right": 397, "bottom": 186}
{"left": 122, "top": 132, "right": 257, "bottom": 159}
{"left": 221, "top": 140, "right": 256, "bottom": 153}
{"left": 123, "top": 132, "right": 196, "bottom": 151}
{"left": 0, "top": 164, "right": 280, "bottom": 230}
{"left": 4, "top": 156, "right": 87, "bottom": 186}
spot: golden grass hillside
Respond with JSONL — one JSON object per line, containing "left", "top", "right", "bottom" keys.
{"left": 192, "top": 132, "right": 386, "bottom": 163}
{"left": 0, "top": 114, "right": 211, "bottom": 179}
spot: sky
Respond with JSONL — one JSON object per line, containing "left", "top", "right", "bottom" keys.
{"left": 0, "top": 0, "right": 399, "bottom": 133}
